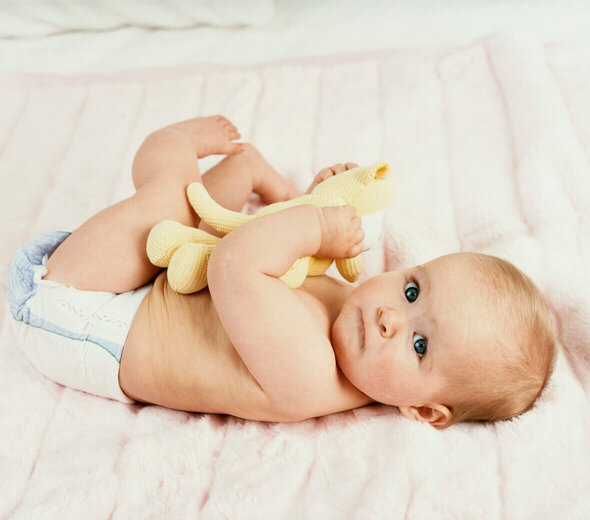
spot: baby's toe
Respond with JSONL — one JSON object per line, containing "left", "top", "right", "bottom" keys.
{"left": 218, "top": 115, "right": 237, "bottom": 129}
{"left": 223, "top": 141, "right": 244, "bottom": 155}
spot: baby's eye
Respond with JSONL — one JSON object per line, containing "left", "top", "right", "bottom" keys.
{"left": 405, "top": 280, "right": 419, "bottom": 302}
{"left": 413, "top": 333, "right": 427, "bottom": 358}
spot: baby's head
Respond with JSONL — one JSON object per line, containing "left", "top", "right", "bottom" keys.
{"left": 331, "top": 252, "right": 557, "bottom": 430}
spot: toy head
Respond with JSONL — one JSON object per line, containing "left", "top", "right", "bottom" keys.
{"left": 311, "top": 161, "right": 395, "bottom": 216}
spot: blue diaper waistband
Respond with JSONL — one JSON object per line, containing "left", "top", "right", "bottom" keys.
{"left": 7, "top": 231, "right": 71, "bottom": 322}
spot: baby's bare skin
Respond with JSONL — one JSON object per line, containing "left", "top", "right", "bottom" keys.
{"left": 44, "top": 115, "right": 503, "bottom": 429}
{"left": 44, "top": 115, "right": 386, "bottom": 422}
{"left": 121, "top": 258, "right": 372, "bottom": 420}
{"left": 44, "top": 116, "right": 298, "bottom": 291}
{"left": 116, "top": 117, "right": 373, "bottom": 420}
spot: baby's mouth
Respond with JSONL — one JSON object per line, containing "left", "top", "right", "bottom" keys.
{"left": 359, "top": 309, "right": 366, "bottom": 350}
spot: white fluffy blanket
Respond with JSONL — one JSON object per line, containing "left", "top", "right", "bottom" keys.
{"left": 1, "top": 33, "right": 590, "bottom": 518}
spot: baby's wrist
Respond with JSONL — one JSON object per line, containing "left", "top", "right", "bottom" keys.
{"left": 314, "top": 206, "right": 330, "bottom": 258}
{"left": 294, "top": 205, "right": 325, "bottom": 258}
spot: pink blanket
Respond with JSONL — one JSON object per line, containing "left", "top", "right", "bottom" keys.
{"left": 1, "top": 33, "right": 589, "bottom": 517}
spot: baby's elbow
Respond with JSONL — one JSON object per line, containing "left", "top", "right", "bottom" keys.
{"left": 276, "top": 410, "right": 316, "bottom": 423}
{"left": 280, "top": 398, "right": 321, "bottom": 423}
{"left": 263, "top": 394, "right": 318, "bottom": 423}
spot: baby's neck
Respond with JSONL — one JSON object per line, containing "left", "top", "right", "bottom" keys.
{"left": 299, "top": 274, "right": 355, "bottom": 327}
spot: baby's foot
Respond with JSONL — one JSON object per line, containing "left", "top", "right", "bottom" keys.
{"left": 168, "top": 115, "right": 243, "bottom": 158}
{"left": 241, "top": 143, "right": 300, "bottom": 204}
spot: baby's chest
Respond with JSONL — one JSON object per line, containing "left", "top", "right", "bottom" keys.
{"left": 156, "top": 287, "right": 269, "bottom": 414}
{"left": 180, "top": 289, "right": 340, "bottom": 420}
{"left": 175, "top": 284, "right": 334, "bottom": 418}
{"left": 123, "top": 275, "right": 264, "bottom": 415}
{"left": 129, "top": 274, "right": 352, "bottom": 420}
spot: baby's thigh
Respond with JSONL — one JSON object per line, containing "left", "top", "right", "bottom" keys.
{"left": 43, "top": 178, "right": 201, "bottom": 293}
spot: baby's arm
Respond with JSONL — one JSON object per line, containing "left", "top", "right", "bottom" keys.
{"left": 206, "top": 205, "right": 338, "bottom": 420}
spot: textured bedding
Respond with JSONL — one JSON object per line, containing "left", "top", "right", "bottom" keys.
{"left": 1, "top": 33, "right": 590, "bottom": 518}
{"left": 0, "top": 0, "right": 275, "bottom": 37}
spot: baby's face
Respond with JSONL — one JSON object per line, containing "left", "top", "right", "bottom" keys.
{"left": 331, "top": 253, "right": 498, "bottom": 408}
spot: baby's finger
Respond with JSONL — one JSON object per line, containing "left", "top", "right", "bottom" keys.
{"left": 345, "top": 162, "right": 359, "bottom": 170}
{"left": 350, "top": 242, "right": 368, "bottom": 257}
{"left": 330, "top": 163, "right": 347, "bottom": 174}
{"left": 317, "top": 168, "right": 335, "bottom": 180}
{"left": 343, "top": 204, "right": 358, "bottom": 217}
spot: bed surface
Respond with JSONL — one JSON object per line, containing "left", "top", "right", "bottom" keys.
{"left": 1, "top": 2, "right": 590, "bottom": 518}
{"left": 1, "top": 0, "right": 590, "bottom": 73}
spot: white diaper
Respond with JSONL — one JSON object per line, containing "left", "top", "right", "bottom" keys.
{"left": 7, "top": 231, "right": 153, "bottom": 404}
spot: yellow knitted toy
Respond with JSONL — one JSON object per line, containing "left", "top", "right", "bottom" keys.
{"left": 146, "top": 161, "right": 395, "bottom": 294}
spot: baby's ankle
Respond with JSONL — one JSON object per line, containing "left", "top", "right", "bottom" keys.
{"left": 167, "top": 115, "right": 242, "bottom": 158}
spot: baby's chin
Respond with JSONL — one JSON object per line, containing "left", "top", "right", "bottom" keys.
{"left": 330, "top": 310, "right": 361, "bottom": 371}
{"left": 330, "top": 315, "right": 344, "bottom": 355}
{"left": 331, "top": 304, "right": 350, "bottom": 343}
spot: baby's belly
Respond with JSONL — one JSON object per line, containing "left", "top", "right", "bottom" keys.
{"left": 119, "top": 271, "right": 271, "bottom": 417}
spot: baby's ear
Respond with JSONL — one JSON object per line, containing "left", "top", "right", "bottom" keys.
{"left": 398, "top": 404, "right": 452, "bottom": 430}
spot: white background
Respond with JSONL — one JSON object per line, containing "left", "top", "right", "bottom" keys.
{"left": 1, "top": 0, "right": 589, "bottom": 75}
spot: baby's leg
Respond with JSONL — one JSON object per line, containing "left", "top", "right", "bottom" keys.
{"left": 43, "top": 116, "right": 257, "bottom": 293}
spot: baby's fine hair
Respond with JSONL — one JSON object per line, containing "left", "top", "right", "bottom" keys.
{"left": 435, "top": 252, "right": 558, "bottom": 429}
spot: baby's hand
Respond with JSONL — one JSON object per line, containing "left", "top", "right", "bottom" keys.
{"left": 304, "top": 162, "right": 359, "bottom": 195}
{"left": 316, "top": 204, "right": 367, "bottom": 259}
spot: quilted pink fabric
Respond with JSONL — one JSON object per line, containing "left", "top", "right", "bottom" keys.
{"left": 1, "top": 33, "right": 589, "bottom": 518}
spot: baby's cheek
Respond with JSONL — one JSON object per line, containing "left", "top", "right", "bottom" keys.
{"left": 367, "top": 356, "right": 402, "bottom": 402}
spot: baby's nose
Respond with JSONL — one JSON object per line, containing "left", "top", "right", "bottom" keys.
{"left": 378, "top": 307, "right": 406, "bottom": 336}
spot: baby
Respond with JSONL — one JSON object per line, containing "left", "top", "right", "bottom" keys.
{"left": 7, "top": 115, "right": 557, "bottom": 431}
{"left": 331, "top": 251, "right": 558, "bottom": 429}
